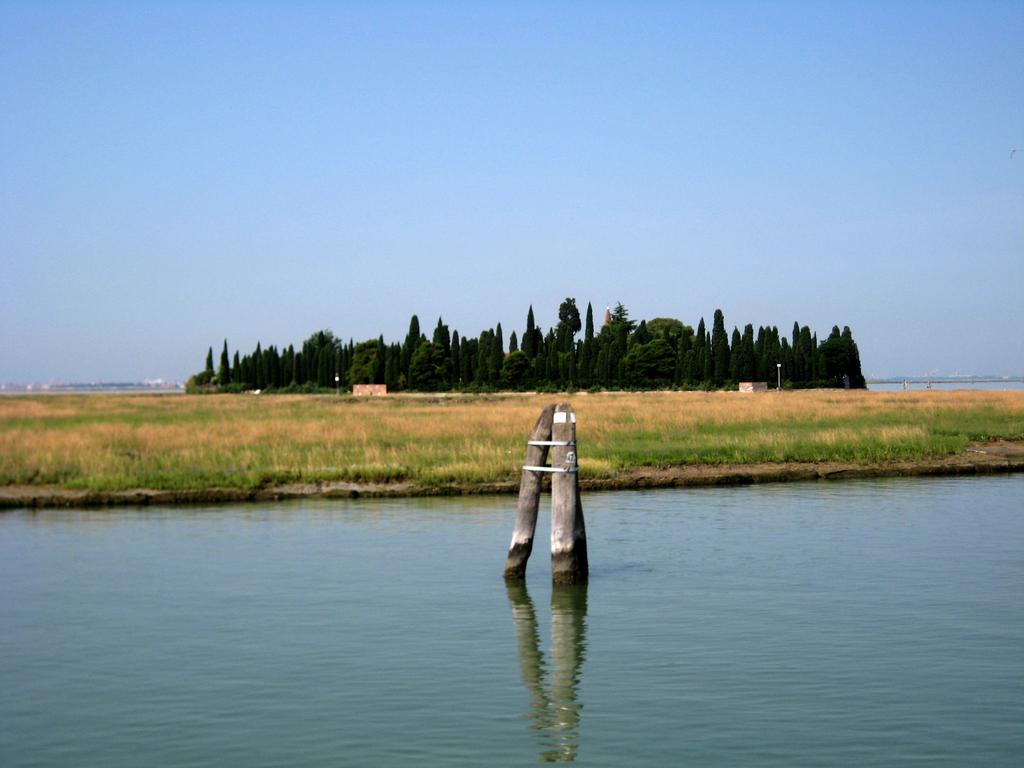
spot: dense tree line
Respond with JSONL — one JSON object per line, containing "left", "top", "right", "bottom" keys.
{"left": 188, "top": 300, "right": 865, "bottom": 393}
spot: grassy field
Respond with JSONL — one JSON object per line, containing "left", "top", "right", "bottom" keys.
{"left": 1, "top": 390, "right": 1023, "bottom": 495}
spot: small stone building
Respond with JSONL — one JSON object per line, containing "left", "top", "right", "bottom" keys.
{"left": 738, "top": 382, "right": 768, "bottom": 393}
{"left": 352, "top": 384, "right": 388, "bottom": 397}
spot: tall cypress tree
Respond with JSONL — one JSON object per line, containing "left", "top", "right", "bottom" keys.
{"left": 254, "top": 343, "right": 265, "bottom": 389}
{"left": 375, "top": 335, "right": 387, "bottom": 384}
{"left": 450, "top": 331, "right": 461, "bottom": 388}
{"left": 475, "top": 330, "right": 492, "bottom": 387}
{"left": 280, "top": 347, "right": 293, "bottom": 386}
{"left": 711, "top": 309, "right": 730, "bottom": 386}
{"left": 689, "top": 318, "right": 706, "bottom": 384}
{"left": 218, "top": 340, "right": 231, "bottom": 384}
{"left": 402, "top": 315, "right": 421, "bottom": 380}
{"left": 702, "top": 330, "right": 713, "bottom": 383}
{"left": 432, "top": 317, "right": 450, "bottom": 355}
{"left": 841, "top": 326, "right": 866, "bottom": 388}
{"left": 729, "top": 327, "right": 741, "bottom": 380}
{"left": 768, "top": 327, "right": 782, "bottom": 384}
{"left": 267, "top": 346, "right": 281, "bottom": 389}
{"left": 737, "top": 324, "right": 756, "bottom": 382}
{"left": 780, "top": 338, "right": 793, "bottom": 384}
{"left": 796, "top": 325, "right": 814, "bottom": 384}
{"left": 384, "top": 344, "right": 399, "bottom": 390}
{"left": 523, "top": 306, "right": 536, "bottom": 359}
{"left": 545, "top": 329, "right": 559, "bottom": 386}
{"left": 460, "top": 337, "right": 475, "bottom": 385}
{"left": 490, "top": 323, "right": 505, "bottom": 385}
{"left": 344, "top": 340, "right": 354, "bottom": 386}
{"left": 754, "top": 326, "right": 766, "bottom": 380}
{"left": 811, "top": 333, "right": 819, "bottom": 381}
{"left": 580, "top": 302, "right": 595, "bottom": 385}
{"left": 205, "top": 347, "right": 214, "bottom": 376}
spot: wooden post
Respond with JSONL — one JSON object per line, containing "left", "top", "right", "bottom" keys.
{"left": 503, "top": 404, "right": 556, "bottom": 581}
{"left": 505, "top": 402, "right": 588, "bottom": 584}
{"left": 551, "top": 402, "right": 588, "bottom": 585}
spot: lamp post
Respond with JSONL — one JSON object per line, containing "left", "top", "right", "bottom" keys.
{"left": 776, "top": 363, "right": 782, "bottom": 391}
{"left": 335, "top": 373, "right": 340, "bottom": 396}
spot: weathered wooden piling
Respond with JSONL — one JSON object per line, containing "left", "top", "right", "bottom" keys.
{"left": 503, "top": 404, "right": 556, "bottom": 580}
{"left": 504, "top": 402, "right": 587, "bottom": 585}
{"left": 550, "top": 403, "right": 588, "bottom": 585}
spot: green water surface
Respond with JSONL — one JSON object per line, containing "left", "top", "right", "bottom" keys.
{"left": 2, "top": 476, "right": 1022, "bottom": 766}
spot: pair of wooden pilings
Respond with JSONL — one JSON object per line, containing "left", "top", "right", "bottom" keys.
{"left": 503, "top": 402, "right": 588, "bottom": 585}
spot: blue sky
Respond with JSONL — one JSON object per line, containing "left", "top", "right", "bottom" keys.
{"left": 2, "top": 0, "right": 1021, "bottom": 382}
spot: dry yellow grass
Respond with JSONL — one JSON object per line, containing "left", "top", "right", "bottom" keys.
{"left": 1, "top": 390, "right": 1022, "bottom": 492}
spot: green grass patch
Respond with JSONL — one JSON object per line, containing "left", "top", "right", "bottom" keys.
{"left": 1, "top": 391, "right": 1021, "bottom": 494}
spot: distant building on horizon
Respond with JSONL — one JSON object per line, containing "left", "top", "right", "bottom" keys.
{"left": 353, "top": 384, "right": 388, "bottom": 397}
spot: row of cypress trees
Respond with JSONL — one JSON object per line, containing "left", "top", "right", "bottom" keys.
{"left": 190, "top": 300, "right": 865, "bottom": 393}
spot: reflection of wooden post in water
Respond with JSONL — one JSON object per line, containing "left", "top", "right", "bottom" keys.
{"left": 505, "top": 582, "right": 550, "bottom": 733}
{"left": 506, "top": 582, "right": 588, "bottom": 763}
{"left": 504, "top": 402, "right": 588, "bottom": 585}
{"left": 548, "top": 584, "right": 587, "bottom": 762}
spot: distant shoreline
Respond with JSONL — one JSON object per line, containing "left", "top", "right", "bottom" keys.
{"left": 0, "top": 386, "right": 184, "bottom": 395}
{"left": 3, "top": 440, "right": 1022, "bottom": 510}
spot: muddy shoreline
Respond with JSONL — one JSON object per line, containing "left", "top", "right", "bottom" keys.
{"left": 3, "top": 441, "right": 1022, "bottom": 510}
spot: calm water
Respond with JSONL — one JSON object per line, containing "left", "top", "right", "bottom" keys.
{"left": 2, "top": 476, "right": 1023, "bottom": 766}
{"left": 868, "top": 380, "right": 1024, "bottom": 392}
